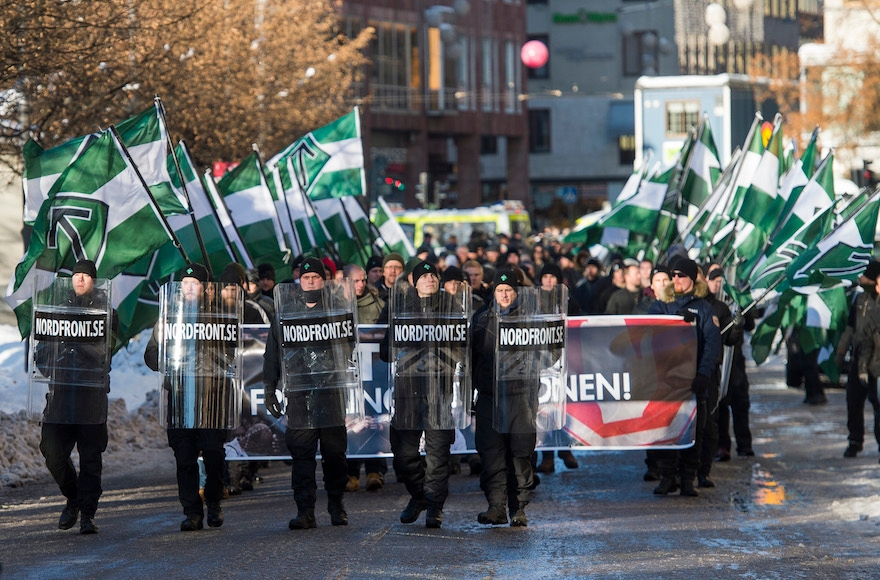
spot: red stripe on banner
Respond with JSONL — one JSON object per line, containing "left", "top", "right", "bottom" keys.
{"left": 567, "top": 315, "right": 690, "bottom": 328}
{"left": 565, "top": 400, "right": 688, "bottom": 438}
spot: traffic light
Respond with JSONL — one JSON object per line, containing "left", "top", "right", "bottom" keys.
{"left": 864, "top": 160, "right": 877, "bottom": 188}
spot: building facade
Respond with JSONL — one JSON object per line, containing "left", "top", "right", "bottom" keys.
{"left": 342, "top": 0, "right": 530, "bottom": 215}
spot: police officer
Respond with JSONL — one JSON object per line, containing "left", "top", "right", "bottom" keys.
{"left": 263, "top": 258, "right": 350, "bottom": 529}
{"left": 379, "top": 261, "right": 470, "bottom": 528}
{"left": 144, "top": 263, "right": 232, "bottom": 531}
{"left": 648, "top": 258, "right": 721, "bottom": 497}
{"left": 37, "top": 259, "right": 118, "bottom": 534}
{"left": 472, "top": 268, "right": 555, "bottom": 527}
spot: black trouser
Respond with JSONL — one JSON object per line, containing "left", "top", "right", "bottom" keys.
{"left": 657, "top": 396, "right": 707, "bottom": 482}
{"left": 699, "top": 383, "right": 720, "bottom": 478}
{"left": 285, "top": 426, "right": 348, "bottom": 509}
{"left": 474, "top": 395, "right": 536, "bottom": 510}
{"left": 40, "top": 422, "right": 108, "bottom": 518}
{"left": 718, "top": 375, "right": 753, "bottom": 454}
{"left": 846, "top": 371, "right": 880, "bottom": 449}
{"left": 346, "top": 458, "right": 388, "bottom": 478}
{"left": 389, "top": 427, "right": 455, "bottom": 508}
{"left": 167, "top": 428, "right": 227, "bottom": 517}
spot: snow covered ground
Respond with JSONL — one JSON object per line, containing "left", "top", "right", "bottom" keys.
{"left": 0, "top": 325, "right": 166, "bottom": 488}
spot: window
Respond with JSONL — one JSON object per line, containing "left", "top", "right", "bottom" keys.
{"left": 369, "top": 22, "right": 419, "bottom": 111}
{"left": 481, "top": 136, "right": 498, "bottom": 154}
{"left": 527, "top": 35, "right": 549, "bottom": 80}
{"left": 529, "top": 109, "right": 551, "bottom": 153}
{"left": 622, "top": 30, "right": 659, "bottom": 77}
{"left": 619, "top": 135, "right": 636, "bottom": 165}
{"left": 666, "top": 101, "right": 700, "bottom": 136}
{"left": 482, "top": 37, "right": 497, "bottom": 112}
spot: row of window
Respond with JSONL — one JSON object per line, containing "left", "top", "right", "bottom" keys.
{"left": 527, "top": 109, "right": 635, "bottom": 165}
{"left": 365, "top": 21, "right": 522, "bottom": 114}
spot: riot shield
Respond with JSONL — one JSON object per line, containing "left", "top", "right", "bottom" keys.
{"left": 158, "top": 281, "right": 243, "bottom": 429}
{"left": 274, "top": 279, "right": 363, "bottom": 429}
{"left": 28, "top": 276, "right": 112, "bottom": 424}
{"left": 388, "top": 278, "right": 472, "bottom": 430}
{"left": 493, "top": 286, "right": 568, "bottom": 433}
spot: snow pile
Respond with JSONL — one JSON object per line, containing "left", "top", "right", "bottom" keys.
{"left": 0, "top": 325, "right": 170, "bottom": 489}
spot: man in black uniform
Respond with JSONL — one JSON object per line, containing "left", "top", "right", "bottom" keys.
{"left": 263, "top": 258, "right": 350, "bottom": 529}
{"left": 472, "top": 269, "right": 563, "bottom": 527}
{"left": 144, "top": 263, "right": 232, "bottom": 531}
{"left": 379, "top": 261, "right": 469, "bottom": 528}
{"left": 37, "top": 259, "right": 118, "bottom": 534}
{"left": 835, "top": 264, "right": 880, "bottom": 458}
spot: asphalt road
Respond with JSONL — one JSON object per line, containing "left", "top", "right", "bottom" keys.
{"left": 2, "top": 355, "right": 880, "bottom": 579}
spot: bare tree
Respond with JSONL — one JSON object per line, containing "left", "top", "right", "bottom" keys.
{"left": 1, "top": 0, "right": 370, "bottom": 170}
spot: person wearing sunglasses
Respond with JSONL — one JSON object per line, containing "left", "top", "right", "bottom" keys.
{"left": 647, "top": 257, "right": 721, "bottom": 498}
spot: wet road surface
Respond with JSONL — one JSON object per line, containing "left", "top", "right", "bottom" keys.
{"left": 2, "top": 354, "right": 880, "bottom": 579}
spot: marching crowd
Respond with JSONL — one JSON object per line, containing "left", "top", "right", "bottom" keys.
{"left": 33, "top": 228, "right": 880, "bottom": 536}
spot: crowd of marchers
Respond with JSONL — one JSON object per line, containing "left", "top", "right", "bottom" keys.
{"left": 32, "top": 228, "right": 880, "bottom": 535}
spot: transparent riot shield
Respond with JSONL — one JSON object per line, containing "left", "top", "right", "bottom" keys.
{"left": 274, "top": 279, "right": 363, "bottom": 429}
{"left": 28, "top": 275, "right": 112, "bottom": 424}
{"left": 389, "top": 278, "right": 472, "bottom": 430}
{"left": 493, "top": 286, "right": 568, "bottom": 433}
{"left": 158, "top": 281, "right": 242, "bottom": 429}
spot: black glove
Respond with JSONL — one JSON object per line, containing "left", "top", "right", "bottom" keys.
{"left": 676, "top": 309, "right": 696, "bottom": 323}
{"left": 691, "top": 374, "right": 712, "bottom": 399}
{"left": 732, "top": 312, "right": 744, "bottom": 329}
{"left": 264, "top": 386, "right": 283, "bottom": 419}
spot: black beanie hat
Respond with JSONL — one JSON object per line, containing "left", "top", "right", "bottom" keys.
{"left": 493, "top": 268, "right": 518, "bottom": 289}
{"left": 864, "top": 260, "right": 880, "bottom": 281}
{"left": 300, "top": 257, "right": 326, "bottom": 279}
{"left": 412, "top": 261, "right": 439, "bottom": 287}
{"left": 365, "top": 255, "right": 383, "bottom": 272}
{"left": 671, "top": 258, "right": 699, "bottom": 282}
{"left": 257, "top": 263, "right": 276, "bottom": 281}
{"left": 539, "top": 263, "right": 563, "bottom": 284}
{"left": 179, "top": 263, "right": 209, "bottom": 284}
{"left": 441, "top": 266, "right": 466, "bottom": 285}
{"left": 72, "top": 259, "right": 97, "bottom": 279}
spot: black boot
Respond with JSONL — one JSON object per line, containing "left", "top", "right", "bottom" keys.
{"left": 510, "top": 502, "right": 528, "bottom": 527}
{"left": 697, "top": 474, "right": 715, "bottom": 488}
{"left": 288, "top": 506, "right": 317, "bottom": 530}
{"left": 400, "top": 497, "right": 427, "bottom": 524}
{"left": 680, "top": 477, "right": 700, "bottom": 497}
{"left": 653, "top": 477, "right": 678, "bottom": 495}
{"left": 206, "top": 503, "right": 224, "bottom": 528}
{"left": 180, "top": 513, "right": 204, "bottom": 532}
{"left": 477, "top": 504, "right": 508, "bottom": 525}
{"left": 79, "top": 515, "right": 98, "bottom": 534}
{"left": 328, "top": 493, "right": 348, "bottom": 526}
{"left": 425, "top": 505, "right": 443, "bottom": 529}
{"left": 58, "top": 501, "right": 80, "bottom": 530}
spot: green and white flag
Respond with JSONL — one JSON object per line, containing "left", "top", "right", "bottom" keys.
{"left": 204, "top": 171, "right": 252, "bottom": 267}
{"left": 274, "top": 156, "right": 332, "bottom": 257}
{"left": 6, "top": 129, "right": 174, "bottom": 337}
{"left": 315, "top": 197, "right": 374, "bottom": 266}
{"left": 22, "top": 135, "right": 96, "bottom": 224}
{"left": 680, "top": 118, "right": 721, "bottom": 208}
{"left": 267, "top": 108, "right": 365, "bottom": 200}
{"left": 786, "top": 189, "right": 880, "bottom": 287}
{"left": 170, "top": 142, "right": 235, "bottom": 275}
{"left": 725, "top": 117, "right": 765, "bottom": 219}
{"left": 598, "top": 165, "right": 668, "bottom": 235}
{"left": 771, "top": 152, "right": 836, "bottom": 254}
{"left": 747, "top": 202, "right": 836, "bottom": 304}
{"left": 738, "top": 119, "right": 785, "bottom": 234}
{"left": 216, "top": 153, "right": 290, "bottom": 277}
{"left": 372, "top": 196, "right": 415, "bottom": 259}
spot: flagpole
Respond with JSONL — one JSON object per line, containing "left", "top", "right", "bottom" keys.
{"left": 204, "top": 169, "right": 255, "bottom": 267}
{"left": 109, "top": 125, "right": 190, "bottom": 264}
{"left": 179, "top": 140, "right": 239, "bottom": 266}
{"left": 157, "top": 99, "right": 213, "bottom": 276}
{"left": 680, "top": 147, "right": 742, "bottom": 250}
{"left": 254, "top": 143, "right": 300, "bottom": 256}
{"left": 692, "top": 149, "right": 743, "bottom": 260}
{"left": 269, "top": 162, "right": 304, "bottom": 256}
{"left": 655, "top": 127, "right": 697, "bottom": 263}
{"left": 738, "top": 152, "right": 835, "bottom": 283}
{"left": 338, "top": 198, "right": 378, "bottom": 266}
{"left": 251, "top": 144, "right": 293, "bottom": 264}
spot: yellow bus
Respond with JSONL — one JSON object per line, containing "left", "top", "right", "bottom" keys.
{"left": 393, "top": 201, "right": 532, "bottom": 249}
